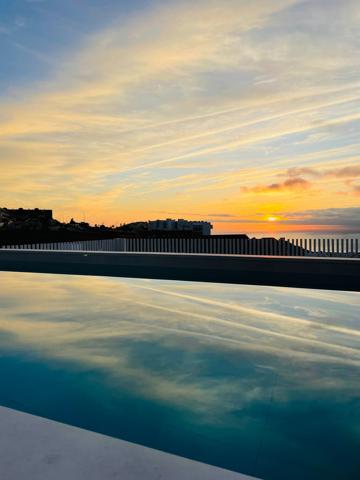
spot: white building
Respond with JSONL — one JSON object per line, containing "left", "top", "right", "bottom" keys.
{"left": 148, "top": 219, "right": 212, "bottom": 236}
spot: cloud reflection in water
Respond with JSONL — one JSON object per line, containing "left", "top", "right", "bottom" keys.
{"left": 0, "top": 272, "right": 359, "bottom": 479}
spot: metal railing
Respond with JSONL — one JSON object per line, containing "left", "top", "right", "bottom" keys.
{"left": 1, "top": 236, "right": 359, "bottom": 257}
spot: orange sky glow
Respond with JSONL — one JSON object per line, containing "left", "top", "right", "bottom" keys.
{"left": 1, "top": 0, "right": 359, "bottom": 234}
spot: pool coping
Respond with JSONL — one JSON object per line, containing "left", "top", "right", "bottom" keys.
{"left": 0, "top": 406, "right": 259, "bottom": 480}
{"left": 0, "top": 250, "right": 359, "bottom": 291}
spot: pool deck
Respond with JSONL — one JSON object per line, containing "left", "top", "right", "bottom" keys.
{"left": 0, "top": 406, "right": 258, "bottom": 480}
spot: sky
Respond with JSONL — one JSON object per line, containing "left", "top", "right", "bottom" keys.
{"left": 0, "top": 0, "right": 359, "bottom": 233}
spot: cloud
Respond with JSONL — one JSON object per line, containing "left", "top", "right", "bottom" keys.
{"left": 0, "top": 0, "right": 359, "bottom": 223}
{"left": 282, "top": 207, "right": 360, "bottom": 228}
{"left": 285, "top": 165, "right": 360, "bottom": 179}
{"left": 285, "top": 167, "right": 321, "bottom": 178}
{"left": 242, "top": 177, "right": 311, "bottom": 194}
{"left": 239, "top": 162, "right": 359, "bottom": 198}
{"left": 15, "top": 16, "right": 26, "bottom": 28}
{"left": 150, "top": 211, "right": 236, "bottom": 219}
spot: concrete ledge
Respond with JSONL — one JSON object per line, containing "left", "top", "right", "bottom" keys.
{"left": 0, "top": 406, "right": 257, "bottom": 480}
{"left": 0, "top": 250, "right": 359, "bottom": 291}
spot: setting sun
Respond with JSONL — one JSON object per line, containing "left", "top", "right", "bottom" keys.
{"left": 267, "top": 216, "right": 279, "bottom": 222}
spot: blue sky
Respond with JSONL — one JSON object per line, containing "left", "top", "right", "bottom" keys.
{"left": 0, "top": 0, "right": 359, "bottom": 231}
{"left": 0, "top": 0, "right": 149, "bottom": 91}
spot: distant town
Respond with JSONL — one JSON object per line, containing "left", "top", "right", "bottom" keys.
{"left": 0, "top": 207, "right": 221, "bottom": 246}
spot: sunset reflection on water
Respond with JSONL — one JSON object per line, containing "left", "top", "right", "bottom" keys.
{"left": 0, "top": 272, "right": 359, "bottom": 479}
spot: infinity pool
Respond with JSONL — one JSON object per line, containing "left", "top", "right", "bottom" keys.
{"left": 0, "top": 271, "right": 359, "bottom": 479}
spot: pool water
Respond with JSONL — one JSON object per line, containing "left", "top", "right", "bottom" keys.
{"left": 0, "top": 271, "right": 359, "bottom": 479}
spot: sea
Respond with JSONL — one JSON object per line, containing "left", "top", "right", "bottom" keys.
{"left": 220, "top": 231, "right": 360, "bottom": 241}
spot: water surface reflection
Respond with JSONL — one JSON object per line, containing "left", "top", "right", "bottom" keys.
{"left": 0, "top": 272, "right": 359, "bottom": 479}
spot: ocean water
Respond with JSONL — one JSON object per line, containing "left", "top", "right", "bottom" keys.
{"left": 222, "top": 231, "right": 360, "bottom": 241}
{"left": 0, "top": 272, "right": 359, "bottom": 479}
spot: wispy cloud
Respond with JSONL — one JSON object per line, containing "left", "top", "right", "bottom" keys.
{"left": 1, "top": 272, "right": 359, "bottom": 422}
{"left": 15, "top": 16, "right": 26, "bottom": 28}
{"left": 0, "top": 0, "right": 359, "bottom": 227}
{"left": 285, "top": 165, "right": 360, "bottom": 179}
{"left": 241, "top": 177, "right": 311, "bottom": 194}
